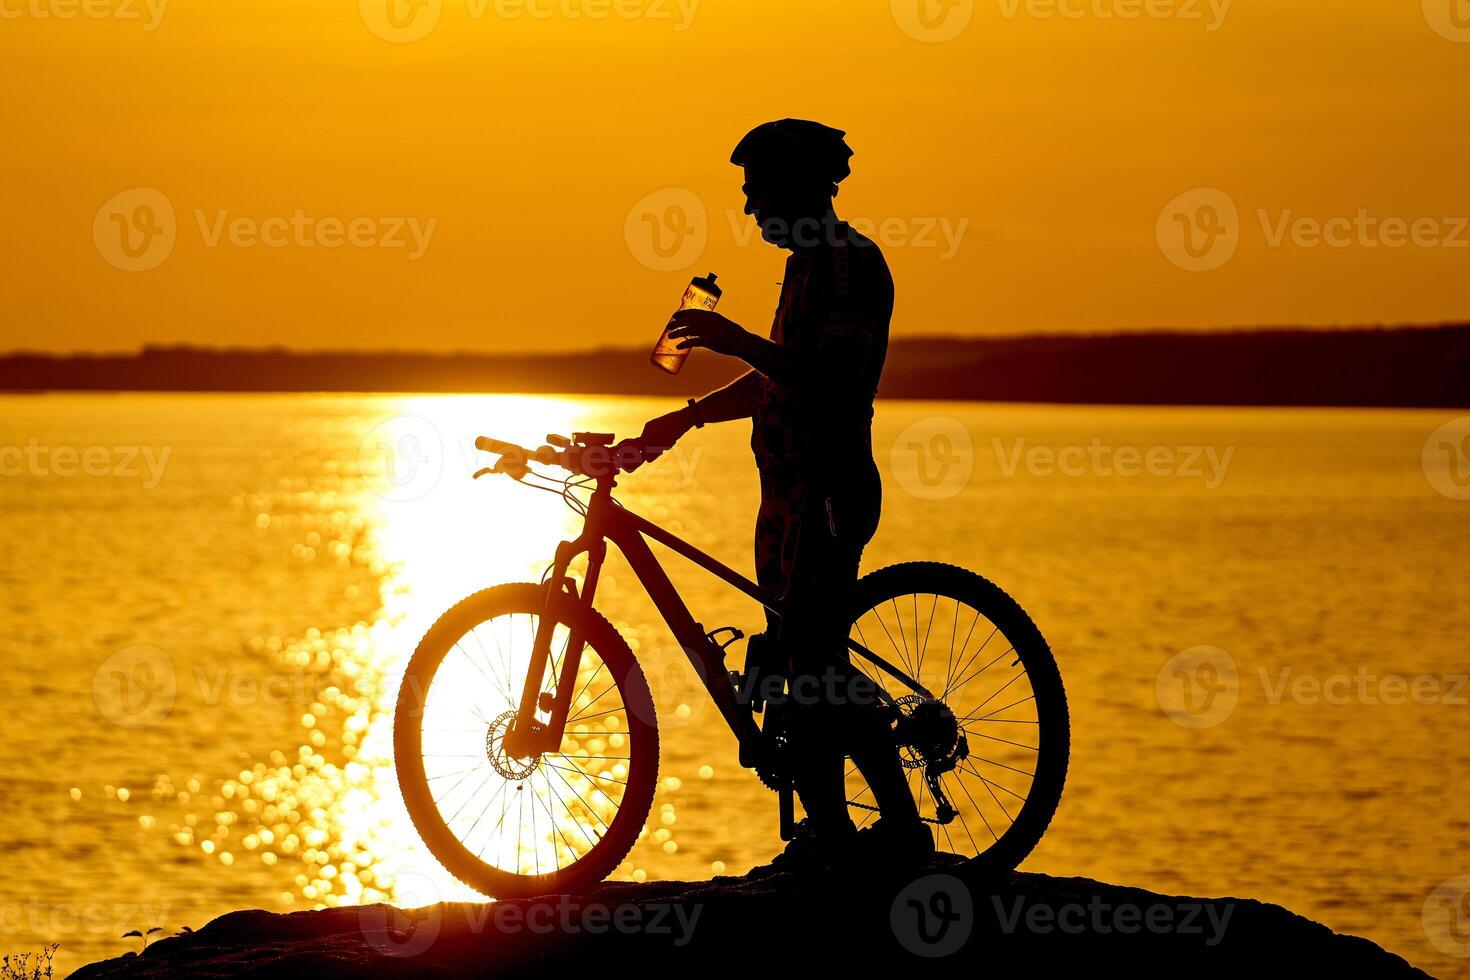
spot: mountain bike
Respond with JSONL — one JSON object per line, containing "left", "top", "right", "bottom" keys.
{"left": 393, "top": 432, "right": 1069, "bottom": 898}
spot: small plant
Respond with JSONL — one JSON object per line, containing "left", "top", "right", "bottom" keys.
{"left": 1, "top": 943, "right": 59, "bottom": 980}
{"left": 120, "top": 927, "right": 162, "bottom": 953}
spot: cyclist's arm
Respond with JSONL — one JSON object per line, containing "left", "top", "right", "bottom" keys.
{"left": 692, "top": 370, "right": 761, "bottom": 424}
{"left": 735, "top": 311, "right": 878, "bottom": 400}
{"left": 734, "top": 334, "right": 804, "bottom": 389}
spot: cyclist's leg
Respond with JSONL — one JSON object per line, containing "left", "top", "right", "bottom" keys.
{"left": 753, "top": 472, "right": 849, "bottom": 836}
{"left": 784, "top": 472, "right": 921, "bottom": 831}
{"left": 779, "top": 472, "right": 906, "bottom": 835}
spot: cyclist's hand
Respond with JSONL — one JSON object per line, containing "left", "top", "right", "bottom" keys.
{"left": 616, "top": 411, "right": 693, "bottom": 471}
{"left": 666, "top": 310, "right": 752, "bottom": 358}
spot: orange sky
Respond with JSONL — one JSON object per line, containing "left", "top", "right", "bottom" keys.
{"left": 3, "top": 0, "right": 1468, "bottom": 353}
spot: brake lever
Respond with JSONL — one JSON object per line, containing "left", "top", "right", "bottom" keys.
{"left": 481, "top": 458, "right": 530, "bottom": 481}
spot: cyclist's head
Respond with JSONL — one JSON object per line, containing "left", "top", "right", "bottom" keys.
{"left": 732, "top": 119, "right": 852, "bottom": 250}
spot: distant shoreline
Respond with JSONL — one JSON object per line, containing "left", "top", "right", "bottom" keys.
{"left": 4, "top": 323, "right": 1467, "bottom": 408}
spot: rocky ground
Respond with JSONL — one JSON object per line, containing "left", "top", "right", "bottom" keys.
{"left": 73, "top": 858, "right": 1428, "bottom": 978}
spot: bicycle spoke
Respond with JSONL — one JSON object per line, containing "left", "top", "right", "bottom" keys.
{"left": 945, "top": 624, "right": 1000, "bottom": 699}
{"left": 544, "top": 759, "right": 612, "bottom": 833}
{"left": 970, "top": 730, "right": 1039, "bottom": 752}
{"left": 953, "top": 769, "right": 999, "bottom": 840}
{"left": 917, "top": 592, "right": 939, "bottom": 681}
{"left": 964, "top": 693, "right": 1036, "bottom": 724}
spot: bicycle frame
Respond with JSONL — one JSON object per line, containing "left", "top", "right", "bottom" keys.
{"left": 503, "top": 472, "right": 929, "bottom": 760}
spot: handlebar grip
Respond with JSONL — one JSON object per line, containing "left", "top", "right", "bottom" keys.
{"left": 476, "top": 437, "right": 521, "bottom": 456}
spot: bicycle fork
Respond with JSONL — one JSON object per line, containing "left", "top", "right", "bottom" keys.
{"left": 501, "top": 531, "right": 604, "bottom": 760}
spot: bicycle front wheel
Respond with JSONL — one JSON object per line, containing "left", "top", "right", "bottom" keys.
{"left": 394, "top": 583, "right": 659, "bottom": 898}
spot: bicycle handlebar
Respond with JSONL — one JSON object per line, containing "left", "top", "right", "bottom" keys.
{"left": 475, "top": 433, "right": 636, "bottom": 481}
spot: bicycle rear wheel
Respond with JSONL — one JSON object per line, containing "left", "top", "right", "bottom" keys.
{"left": 846, "top": 562, "right": 1069, "bottom": 874}
{"left": 394, "top": 583, "right": 659, "bottom": 898}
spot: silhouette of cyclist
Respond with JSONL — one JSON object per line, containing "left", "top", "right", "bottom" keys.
{"left": 619, "top": 119, "right": 932, "bottom": 871}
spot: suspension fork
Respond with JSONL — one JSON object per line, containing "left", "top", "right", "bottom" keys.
{"left": 504, "top": 518, "right": 606, "bottom": 759}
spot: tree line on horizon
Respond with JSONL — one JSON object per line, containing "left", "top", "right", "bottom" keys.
{"left": 2, "top": 324, "right": 1466, "bottom": 407}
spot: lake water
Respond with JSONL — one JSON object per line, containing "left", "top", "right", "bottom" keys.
{"left": 0, "top": 393, "right": 1466, "bottom": 976}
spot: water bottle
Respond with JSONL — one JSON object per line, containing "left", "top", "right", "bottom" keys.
{"left": 650, "top": 272, "right": 722, "bottom": 375}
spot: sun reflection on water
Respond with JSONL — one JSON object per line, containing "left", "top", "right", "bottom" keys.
{"left": 138, "top": 395, "right": 637, "bottom": 908}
